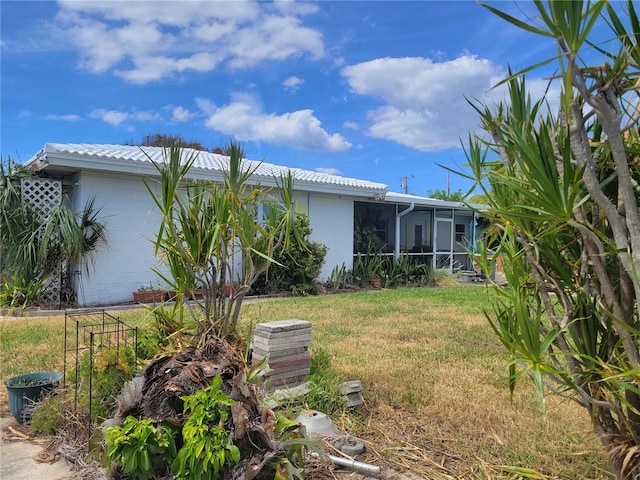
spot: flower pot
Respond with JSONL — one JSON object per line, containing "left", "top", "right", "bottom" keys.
{"left": 4, "top": 372, "right": 62, "bottom": 423}
{"left": 133, "top": 290, "right": 167, "bottom": 303}
{"left": 371, "top": 278, "right": 382, "bottom": 288}
{"left": 224, "top": 285, "right": 236, "bottom": 297}
{"left": 185, "top": 288, "right": 203, "bottom": 300}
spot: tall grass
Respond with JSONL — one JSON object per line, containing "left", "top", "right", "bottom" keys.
{"left": 0, "top": 286, "right": 610, "bottom": 479}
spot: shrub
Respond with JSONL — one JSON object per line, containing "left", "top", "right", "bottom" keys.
{"left": 252, "top": 215, "right": 327, "bottom": 296}
{"left": 171, "top": 377, "right": 240, "bottom": 480}
{"left": 0, "top": 276, "right": 44, "bottom": 309}
{"left": 30, "top": 392, "right": 69, "bottom": 435}
{"left": 70, "top": 346, "right": 137, "bottom": 422}
{"left": 105, "top": 377, "right": 239, "bottom": 480}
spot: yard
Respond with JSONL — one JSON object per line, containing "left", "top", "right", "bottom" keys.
{"left": 0, "top": 285, "right": 610, "bottom": 479}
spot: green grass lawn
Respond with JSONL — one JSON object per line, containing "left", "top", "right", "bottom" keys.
{"left": 0, "top": 285, "right": 611, "bottom": 479}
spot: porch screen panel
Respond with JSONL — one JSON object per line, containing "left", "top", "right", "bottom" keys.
{"left": 434, "top": 209, "right": 453, "bottom": 271}
{"left": 435, "top": 218, "right": 452, "bottom": 251}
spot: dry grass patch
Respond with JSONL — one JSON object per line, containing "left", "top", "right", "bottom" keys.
{"left": 0, "top": 287, "right": 612, "bottom": 479}
{"left": 241, "top": 287, "right": 610, "bottom": 479}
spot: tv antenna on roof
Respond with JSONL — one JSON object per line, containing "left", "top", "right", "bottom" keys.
{"left": 400, "top": 175, "right": 414, "bottom": 194}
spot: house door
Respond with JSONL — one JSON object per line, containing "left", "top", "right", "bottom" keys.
{"left": 433, "top": 210, "right": 453, "bottom": 271}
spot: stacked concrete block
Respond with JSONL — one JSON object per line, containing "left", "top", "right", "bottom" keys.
{"left": 252, "top": 319, "right": 312, "bottom": 392}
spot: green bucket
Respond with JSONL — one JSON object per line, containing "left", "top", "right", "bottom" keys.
{"left": 4, "top": 372, "right": 62, "bottom": 423}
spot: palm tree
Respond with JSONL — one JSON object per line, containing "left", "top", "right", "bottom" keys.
{"left": 0, "top": 159, "right": 107, "bottom": 307}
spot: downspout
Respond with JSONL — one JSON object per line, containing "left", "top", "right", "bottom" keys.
{"left": 394, "top": 203, "right": 415, "bottom": 259}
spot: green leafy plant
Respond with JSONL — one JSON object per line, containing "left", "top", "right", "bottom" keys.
{"left": 463, "top": 1, "right": 640, "bottom": 476}
{"left": 0, "top": 158, "right": 107, "bottom": 307}
{"left": 143, "top": 141, "right": 299, "bottom": 342}
{"left": 0, "top": 276, "right": 45, "bottom": 309}
{"left": 171, "top": 376, "right": 240, "bottom": 480}
{"left": 252, "top": 215, "right": 327, "bottom": 297}
{"left": 268, "top": 416, "right": 309, "bottom": 480}
{"left": 70, "top": 346, "right": 136, "bottom": 421}
{"left": 325, "top": 263, "right": 350, "bottom": 290}
{"left": 105, "top": 416, "right": 178, "bottom": 480}
{"left": 352, "top": 253, "right": 385, "bottom": 286}
{"left": 30, "top": 393, "right": 68, "bottom": 435}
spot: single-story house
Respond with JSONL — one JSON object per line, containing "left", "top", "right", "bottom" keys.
{"left": 24, "top": 143, "right": 481, "bottom": 306}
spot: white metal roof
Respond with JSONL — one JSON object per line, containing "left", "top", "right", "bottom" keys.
{"left": 27, "top": 143, "right": 388, "bottom": 196}
{"left": 383, "top": 191, "right": 473, "bottom": 209}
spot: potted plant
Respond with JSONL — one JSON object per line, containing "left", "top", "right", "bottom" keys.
{"left": 4, "top": 372, "right": 62, "bottom": 422}
{"left": 133, "top": 284, "right": 167, "bottom": 304}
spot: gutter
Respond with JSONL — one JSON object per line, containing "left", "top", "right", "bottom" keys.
{"left": 394, "top": 203, "right": 415, "bottom": 259}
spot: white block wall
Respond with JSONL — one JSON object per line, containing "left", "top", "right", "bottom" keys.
{"left": 74, "top": 170, "right": 166, "bottom": 306}
{"left": 307, "top": 193, "right": 354, "bottom": 281}
{"left": 72, "top": 171, "right": 356, "bottom": 306}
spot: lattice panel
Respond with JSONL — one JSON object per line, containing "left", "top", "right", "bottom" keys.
{"left": 20, "top": 178, "right": 63, "bottom": 305}
{"left": 42, "top": 274, "right": 61, "bottom": 305}
{"left": 21, "top": 178, "right": 62, "bottom": 217}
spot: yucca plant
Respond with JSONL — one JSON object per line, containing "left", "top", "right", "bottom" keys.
{"left": 464, "top": 2, "right": 640, "bottom": 478}
{"left": 144, "top": 141, "right": 300, "bottom": 342}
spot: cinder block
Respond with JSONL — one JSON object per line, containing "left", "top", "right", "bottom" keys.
{"left": 254, "top": 327, "right": 311, "bottom": 340}
{"left": 339, "top": 380, "right": 362, "bottom": 395}
{"left": 267, "top": 375, "right": 308, "bottom": 390}
{"left": 267, "top": 367, "right": 311, "bottom": 382}
{"left": 252, "top": 351, "right": 310, "bottom": 365}
{"left": 255, "top": 319, "right": 311, "bottom": 334}
{"left": 253, "top": 332, "right": 312, "bottom": 348}
{"left": 252, "top": 345, "right": 309, "bottom": 359}
{"left": 264, "top": 356, "right": 311, "bottom": 372}
{"left": 343, "top": 391, "right": 364, "bottom": 407}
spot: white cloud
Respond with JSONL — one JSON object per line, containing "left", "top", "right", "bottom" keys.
{"left": 58, "top": 1, "right": 259, "bottom": 26}
{"left": 202, "top": 94, "right": 351, "bottom": 152}
{"left": 54, "top": 1, "right": 324, "bottom": 84}
{"left": 226, "top": 15, "right": 323, "bottom": 69}
{"left": 66, "top": 16, "right": 126, "bottom": 73}
{"left": 273, "top": 0, "right": 319, "bottom": 16}
{"left": 343, "top": 121, "right": 359, "bottom": 131}
{"left": 341, "top": 55, "right": 560, "bottom": 152}
{"left": 171, "top": 106, "right": 195, "bottom": 122}
{"left": 116, "top": 52, "right": 220, "bottom": 84}
{"left": 341, "top": 55, "right": 506, "bottom": 151}
{"left": 283, "top": 76, "right": 304, "bottom": 90}
{"left": 90, "top": 109, "right": 128, "bottom": 126}
{"left": 195, "top": 98, "right": 217, "bottom": 116}
{"left": 89, "top": 108, "right": 161, "bottom": 127}
{"left": 45, "top": 114, "right": 80, "bottom": 121}
{"left": 315, "top": 167, "right": 342, "bottom": 176}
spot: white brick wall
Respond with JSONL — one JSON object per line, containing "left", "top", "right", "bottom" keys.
{"left": 72, "top": 172, "right": 356, "bottom": 305}
{"left": 75, "top": 170, "right": 166, "bottom": 305}
{"left": 307, "top": 193, "right": 354, "bottom": 281}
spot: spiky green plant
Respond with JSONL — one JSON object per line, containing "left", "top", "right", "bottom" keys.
{"left": 143, "top": 141, "right": 300, "bottom": 342}
{"left": 464, "top": 2, "right": 640, "bottom": 477}
{"left": 0, "top": 159, "right": 107, "bottom": 307}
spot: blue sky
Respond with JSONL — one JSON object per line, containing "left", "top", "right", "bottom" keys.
{"left": 1, "top": 1, "right": 581, "bottom": 195}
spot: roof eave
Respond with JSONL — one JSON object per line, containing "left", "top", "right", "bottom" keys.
{"left": 30, "top": 150, "right": 388, "bottom": 198}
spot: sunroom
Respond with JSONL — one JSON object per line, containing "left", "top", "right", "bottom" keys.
{"left": 354, "top": 193, "right": 482, "bottom": 273}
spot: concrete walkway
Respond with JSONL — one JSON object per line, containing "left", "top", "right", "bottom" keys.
{"left": 0, "top": 416, "right": 76, "bottom": 480}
